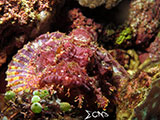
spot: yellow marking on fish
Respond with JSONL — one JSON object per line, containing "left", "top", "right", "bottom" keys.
{"left": 8, "top": 66, "right": 18, "bottom": 70}
{"left": 6, "top": 78, "right": 14, "bottom": 82}
{"left": 16, "top": 86, "right": 26, "bottom": 93}
{"left": 23, "top": 43, "right": 30, "bottom": 50}
{"left": 12, "top": 58, "right": 24, "bottom": 65}
{"left": 6, "top": 76, "right": 23, "bottom": 82}
{"left": 6, "top": 68, "right": 31, "bottom": 77}
{"left": 13, "top": 57, "right": 28, "bottom": 66}
{"left": 8, "top": 81, "right": 22, "bottom": 87}
{"left": 13, "top": 57, "right": 19, "bottom": 62}
{"left": 30, "top": 43, "right": 36, "bottom": 50}
{"left": 7, "top": 80, "right": 24, "bottom": 87}
{"left": 6, "top": 71, "right": 19, "bottom": 76}
{"left": 19, "top": 53, "right": 31, "bottom": 61}
{"left": 16, "top": 67, "right": 31, "bottom": 73}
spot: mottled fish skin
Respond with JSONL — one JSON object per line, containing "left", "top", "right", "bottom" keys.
{"left": 6, "top": 32, "right": 65, "bottom": 93}
{"left": 5, "top": 25, "right": 131, "bottom": 111}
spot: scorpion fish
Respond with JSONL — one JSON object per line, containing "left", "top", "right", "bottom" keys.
{"left": 5, "top": 9, "right": 129, "bottom": 110}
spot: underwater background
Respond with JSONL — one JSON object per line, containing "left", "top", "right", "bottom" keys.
{"left": 0, "top": 0, "right": 160, "bottom": 119}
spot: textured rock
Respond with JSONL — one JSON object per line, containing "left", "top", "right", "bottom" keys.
{"left": 78, "top": 0, "right": 123, "bottom": 9}
{"left": 128, "top": 0, "right": 160, "bottom": 45}
{"left": 0, "top": 0, "right": 65, "bottom": 66}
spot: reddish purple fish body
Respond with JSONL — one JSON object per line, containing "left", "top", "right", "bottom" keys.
{"left": 6, "top": 9, "right": 129, "bottom": 110}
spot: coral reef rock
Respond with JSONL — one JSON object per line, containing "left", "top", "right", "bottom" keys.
{"left": 116, "top": 50, "right": 160, "bottom": 120}
{"left": 0, "top": 0, "right": 65, "bottom": 67}
{"left": 128, "top": 0, "right": 160, "bottom": 45}
{"left": 133, "top": 78, "right": 160, "bottom": 120}
{"left": 78, "top": 0, "right": 123, "bottom": 9}
{"left": 146, "top": 32, "right": 160, "bottom": 60}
